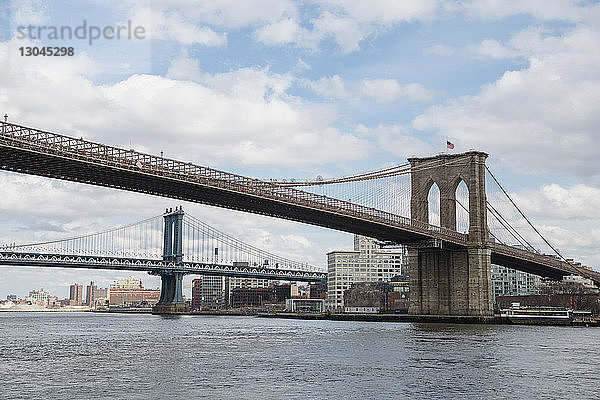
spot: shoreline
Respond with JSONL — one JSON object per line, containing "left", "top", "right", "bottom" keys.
{"left": 257, "top": 312, "right": 600, "bottom": 326}
{"left": 3, "top": 308, "right": 598, "bottom": 326}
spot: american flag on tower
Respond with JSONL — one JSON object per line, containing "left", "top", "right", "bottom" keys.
{"left": 446, "top": 141, "right": 454, "bottom": 150}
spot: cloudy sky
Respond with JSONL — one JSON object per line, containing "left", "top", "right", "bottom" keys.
{"left": 1, "top": 0, "right": 600, "bottom": 299}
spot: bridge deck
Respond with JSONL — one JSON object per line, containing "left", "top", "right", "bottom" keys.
{"left": 0, "top": 252, "right": 327, "bottom": 282}
{"left": 1, "top": 122, "right": 598, "bottom": 284}
{"left": 0, "top": 122, "right": 468, "bottom": 246}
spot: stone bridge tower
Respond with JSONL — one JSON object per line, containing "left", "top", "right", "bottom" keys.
{"left": 407, "top": 151, "right": 493, "bottom": 316}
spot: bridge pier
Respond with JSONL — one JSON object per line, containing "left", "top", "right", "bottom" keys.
{"left": 408, "top": 152, "right": 494, "bottom": 317}
{"left": 152, "top": 271, "right": 189, "bottom": 315}
{"left": 408, "top": 246, "right": 493, "bottom": 316}
{"left": 152, "top": 207, "right": 189, "bottom": 315}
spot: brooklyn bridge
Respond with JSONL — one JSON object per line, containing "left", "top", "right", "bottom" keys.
{"left": 1, "top": 121, "right": 598, "bottom": 315}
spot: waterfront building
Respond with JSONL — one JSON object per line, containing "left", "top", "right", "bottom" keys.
{"left": 109, "top": 277, "right": 159, "bottom": 306}
{"left": 6, "top": 294, "right": 17, "bottom": 301}
{"left": 230, "top": 287, "right": 275, "bottom": 308}
{"left": 109, "top": 288, "right": 160, "bottom": 307}
{"left": 343, "top": 278, "right": 409, "bottom": 313}
{"left": 386, "top": 276, "right": 410, "bottom": 312}
{"left": 285, "top": 298, "right": 324, "bottom": 313}
{"left": 69, "top": 283, "right": 83, "bottom": 306}
{"left": 97, "top": 287, "right": 109, "bottom": 298}
{"left": 192, "top": 276, "right": 226, "bottom": 310}
{"left": 228, "top": 282, "right": 297, "bottom": 309}
{"left": 47, "top": 296, "right": 61, "bottom": 308}
{"left": 94, "top": 287, "right": 110, "bottom": 308}
{"left": 297, "top": 284, "right": 309, "bottom": 298}
{"left": 326, "top": 235, "right": 403, "bottom": 311}
{"left": 496, "top": 293, "right": 600, "bottom": 314}
{"left": 562, "top": 274, "right": 597, "bottom": 290}
{"left": 59, "top": 298, "right": 72, "bottom": 307}
{"left": 309, "top": 282, "right": 327, "bottom": 299}
{"left": 274, "top": 283, "right": 299, "bottom": 303}
{"left": 491, "top": 264, "right": 541, "bottom": 300}
{"left": 85, "top": 281, "right": 98, "bottom": 306}
{"left": 111, "top": 276, "right": 144, "bottom": 289}
{"left": 226, "top": 276, "right": 276, "bottom": 306}
{"left": 27, "top": 288, "right": 50, "bottom": 306}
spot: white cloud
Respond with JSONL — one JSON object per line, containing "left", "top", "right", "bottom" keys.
{"left": 470, "top": 38, "right": 517, "bottom": 59}
{"left": 460, "top": 0, "right": 600, "bottom": 23}
{"left": 360, "top": 79, "right": 435, "bottom": 103}
{"left": 360, "top": 79, "right": 401, "bottom": 103}
{"left": 1, "top": 42, "right": 368, "bottom": 169}
{"left": 253, "top": 18, "right": 303, "bottom": 46}
{"left": 423, "top": 44, "right": 456, "bottom": 56}
{"left": 485, "top": 182, "right": 600, "bottom": 266}
{"left": 254, "top": 13, "right": 365, "bottom": 54}
{"left": 165, "top": 51, "right": 205, "bottom": 82}
{"left": 303, "top": 76, "right": 435, "bottom": 104}
{"left": 357, "top": 124, "right": 435, "bottom": 158}
{"left": 512, "top": 184, "right": 600, "bottom": 221}
{"left": 402, "top": 83, "right": 436, "bottom": 103}
{"left": 128, "top": 4, "right": 227, "bottom": 46}
{"left": 11, "top": 0, "right": 48, "bottom": 25}
{"left": 304, "top": 75, "right": 347, "bottom": 99}
{"left": 252, "top": 1, "right": 446, "bottom": 53}
{"left": 412, "top": 24, "right": 600, "bottom": 180}
{"left": 115, "top": 0, "right": 600, "bottom": 55}
{"left": 146, "top": 0, "right": 298, "bottom": 29}
{"left": 316, "top": 0, "right": 443, "bottom": 25}
{"left": 311, "top": 12, "right": 365, "bottom": 54}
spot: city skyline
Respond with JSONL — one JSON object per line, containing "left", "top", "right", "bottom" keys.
{"left": 4, "top": 276, "right": 161, "bottom": 300}
{"left": 2, "top": 1, "right": 600, "bottom": 297}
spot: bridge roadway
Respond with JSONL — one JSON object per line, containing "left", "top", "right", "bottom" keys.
{"left": 0, "top": 252, "right": 326, "bottom": 282}
{"left": 1, "top": 121, "right": 599, "bottom": 285}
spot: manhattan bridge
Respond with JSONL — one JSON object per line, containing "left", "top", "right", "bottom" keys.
{"left": 0, "top": 121, "right": 598, "bottom": 315}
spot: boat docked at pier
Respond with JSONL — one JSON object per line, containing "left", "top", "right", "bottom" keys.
{"left": 500, "top": 303, "right": 573, "bottom": 325}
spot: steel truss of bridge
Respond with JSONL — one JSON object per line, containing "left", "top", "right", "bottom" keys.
{"left": 0, "top": 252, "right": 326, "bottom": 282}
{"left": 1, "top": 121, "right": 599, "bottom": 287}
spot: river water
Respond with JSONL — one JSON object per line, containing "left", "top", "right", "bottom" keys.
{"left": 1, "top": 313, "right": 599, "bottom": 399}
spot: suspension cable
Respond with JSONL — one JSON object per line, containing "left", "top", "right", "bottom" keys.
{"left": 0, "top": 215, "right": 163, "bottom": 250}
{"left": 485, "top": 166, "right": 568, "bottom": 262}
{"left": 486, "top": 203, "right": 533, "bottom": 250}
{"left": 269, "top": 157, "right": 471, "bottom": 187}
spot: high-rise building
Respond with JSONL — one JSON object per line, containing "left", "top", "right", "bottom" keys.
{"left": 326, "top": 235, "right": 403, "bottom": 311}
{"left": 491, "top": 264, "right": 541, "bottom": 300}
{"left": 85, "top": 281, "right": 98, "bottom": 306}
{"left": 192, "top": 276, "right": 225, "bottom": 309}
{"left": 69, "top": 284, "right": 83, "bottom": 306}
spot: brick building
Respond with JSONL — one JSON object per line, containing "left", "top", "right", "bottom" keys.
{"left": 192, "top": 276, "right": 226, "bottom": 310}
{"left": 327, "top": 235, "right": 403, "bottom": 311}
{"left": 343, "top": 278, "right": 410, "bottom": 313}
{"left": 230, "top": 287, "right": 275, "bottom": 308}
{"left": 109, "top": 276, "right": 160, "bottom": 306}
{"left": 309, "top": 282, "right": 327, "bottom": 299}
{"left": 109, "top": 289, "right": 161, "bottom": 307}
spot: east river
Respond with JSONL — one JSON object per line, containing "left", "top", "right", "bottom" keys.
{"left": 1, "top": 313, "right": 599, "bottom": 399}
